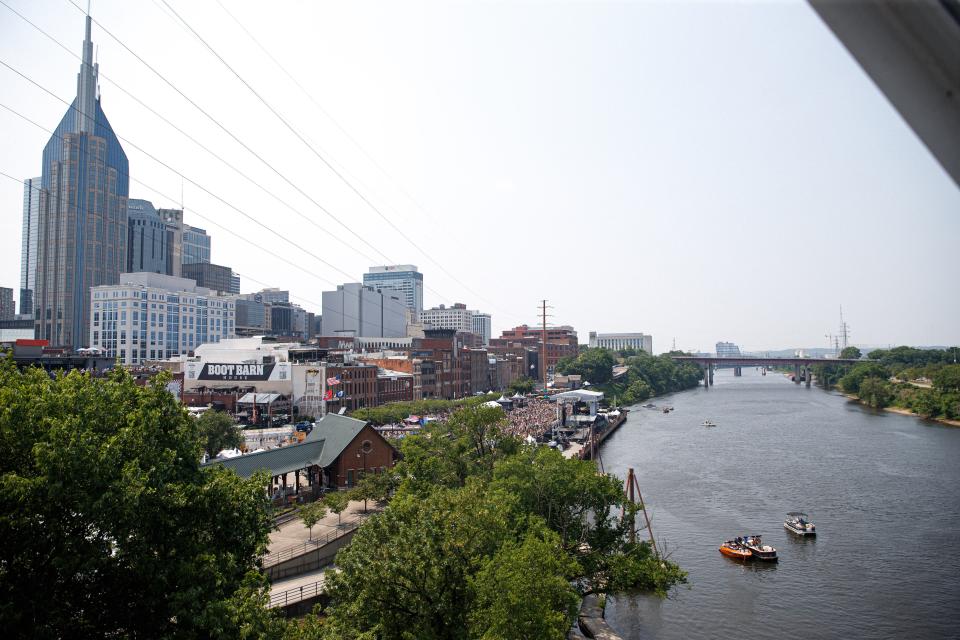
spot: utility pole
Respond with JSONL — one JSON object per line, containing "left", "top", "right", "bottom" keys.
{"left": 538, "top": 299, "right": 552, "bottom": 391}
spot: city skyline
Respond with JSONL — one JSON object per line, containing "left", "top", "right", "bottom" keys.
{"left": 1, "top": 0, "right": 958, "bottom": 351}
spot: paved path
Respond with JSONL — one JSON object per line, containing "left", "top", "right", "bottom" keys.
{"left": 269, "top": 499, "right": 374, "bottom": 555}
{"left": 269, "top": 567, "right": 332, "bottom": 607}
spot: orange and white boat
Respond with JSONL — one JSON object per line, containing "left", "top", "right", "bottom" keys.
{"left": 719, "top": 540, "right": 752, "bottom": 560}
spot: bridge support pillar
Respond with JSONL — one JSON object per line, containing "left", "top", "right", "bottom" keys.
{"left": 709, "top": 364, "right": 714, "bottom": 386}
{"left": 734, "top": 367, "right": 742, "bottom": 377}
{"left": 805, "top": 365, "right": 811, "bottom": 388}
{"left": 703, "top": 366, "right": 709, "bottom": 389}
{"left": 794, "top": 364, "right": 801, "bottom": 384}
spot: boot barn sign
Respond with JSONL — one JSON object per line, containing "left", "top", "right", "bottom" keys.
{"left": 194, "top": 363, "right": 281, "bottom": 381}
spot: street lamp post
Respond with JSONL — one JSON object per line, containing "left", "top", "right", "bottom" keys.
{"left": 355, "top": 441, "right": 373, "bottom": 512}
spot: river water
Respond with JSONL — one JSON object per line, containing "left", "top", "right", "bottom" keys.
{"left": 601, "top": 367, "right": 960, "bottom": 640}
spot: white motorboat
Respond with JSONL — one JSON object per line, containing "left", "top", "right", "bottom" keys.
{"left": 784, "top": 512, "right": 816, "bottom": 536}
{"left": 702, "top": 420, "right": 717, "bottom": 428}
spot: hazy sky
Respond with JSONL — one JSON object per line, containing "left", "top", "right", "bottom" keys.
{"left": 1, "top": 0, "right": 957, "bottom": 353}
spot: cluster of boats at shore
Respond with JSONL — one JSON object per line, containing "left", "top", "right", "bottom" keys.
{"left": 719, "top": 513, "right": 816, "bottom": 562}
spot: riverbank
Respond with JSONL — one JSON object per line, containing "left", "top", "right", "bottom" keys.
{"left": 837, "top": 390, "right": 960, "bottom": 427}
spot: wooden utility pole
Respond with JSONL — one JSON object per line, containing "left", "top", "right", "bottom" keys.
{"left": 624, "top": 467, "right": 660, "bottom": 560}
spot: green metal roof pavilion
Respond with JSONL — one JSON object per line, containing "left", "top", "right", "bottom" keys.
{"left": 205, "top": 413, "right": 369, "bottom": 478}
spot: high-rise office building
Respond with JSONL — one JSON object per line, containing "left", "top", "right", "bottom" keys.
{"left": 34, "top": 14, "right": 129, "bottom": 347}
{"left": 419, "top": 303, "right": 474, "bottom": 334}
{"left": 0, "top": 287, "right": 14, "bottom": 320}
{"left": 182, "top": 224, "right": 211, "bottom": 265}
{"left": 157, "top": 208, "right": 184, "bottom": 277}
{"left": 471, "top": 312, "right": 492, "bottom": 346}
{"left": 257, "top": 288, "right": 289, "bottom": 304}
{"left": 89, "top": 272, "right": 235, "bottom": 365}
{"left": 363, "top": 265, "right": 423, "bottom": 313}
{"left": 126, "top": 199, "right": 168, "bottom": 275}
{"left": 322, "top": 283, "right": 407, "bottom": 338}
{"left": 182, "top": 262, "right": 236, "bottom": 295}
{"left": 20, "top": 177, "right": 41, "bottom": 318}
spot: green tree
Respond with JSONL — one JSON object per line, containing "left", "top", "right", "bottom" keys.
{"left": 839, "top": 362, "right": 889, "bottom": 395}
{"left": 300, "top": 501, "right": 328, "bottom": 540}
{"left": 840, "top": 346, "right": 862, "bottom": 360}
{"left": 322, "top": 482, "right": 521, "bottom": 640}
{"left": 858, "top": 377, "right": 893, "bottom": 409}
{"left": 933, "top": 364, "right": 960, "bottom": 392}
{"left": 0, "top": 363, "right": 275, "bottom": 638}
{"left": 469, "top": 526, "right": 579, "bottom": 640}
{"left": 564, "top": 348, "right": 616, "bottom": 385}
{"left": 323, "top": 490, "right": 351, "bottom": 527}
{"left": 508, "top": 376, "right": 536, "bottom": 394}
{"left": 197, "top": 408, "right": 243, "bottom": 459}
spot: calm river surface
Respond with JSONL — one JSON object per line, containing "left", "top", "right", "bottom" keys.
{"left": 602, "top": 367, "right": 960, "bottom": 640}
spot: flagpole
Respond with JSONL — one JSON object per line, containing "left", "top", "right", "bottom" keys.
{"left": 321, "top": 365, "right": 327, "bottom": 418}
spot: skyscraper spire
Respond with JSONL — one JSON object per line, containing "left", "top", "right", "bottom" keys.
{"left": 76, "top": 11, "right": 98, "bottom": 133}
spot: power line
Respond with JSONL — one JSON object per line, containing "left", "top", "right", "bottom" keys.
{"left": 0, "top": 62, "right": 359, "bottom": 285}
{"left": 211, "top": 0, "right": 440, "bottom": 228}
{"left": 59, "top": 0, "right": 393, "bottom": 264}
{"left": 153, "top": 0, "right": 519, "bottom": 317}
{"left": 9, "top": 0, "right": 521, "bottom": 327}
{"left": 0, "top": 0, "right": 381, "bottom": 265}
{"left": 0, "top": 104, "right": 414, "bottom": 329}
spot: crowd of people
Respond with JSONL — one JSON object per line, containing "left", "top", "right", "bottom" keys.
{"left": 501, "top": 398, "right": 558, "bottom": 440}
{"left": 374, "top": 397, "right": 559, "bottom": 442}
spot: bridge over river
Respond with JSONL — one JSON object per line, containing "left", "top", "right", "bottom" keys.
{"left": 669, "top": 356, "right": 865, "bottom": 389}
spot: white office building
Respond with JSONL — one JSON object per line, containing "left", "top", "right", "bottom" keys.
{"left": 472, "top": 312, "right": 492, "bottom": 346}
{"left": 321, "top": 283, "right": 407, "bottom": 338}
{"left": 362, "top": 265, "right": 423, "bottom": 313}
{"left": 588, "top": 331, "right": 653, "bottom": 354}
{"left": 419, "top": 303, "right": 475, "bottom": 334}
{"left": 89, "top": 272, "right": 236, "bottom": 365}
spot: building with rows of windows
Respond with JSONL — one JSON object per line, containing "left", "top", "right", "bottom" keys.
{"left": 89, "top": 272, "right": 236, "bottom": 365}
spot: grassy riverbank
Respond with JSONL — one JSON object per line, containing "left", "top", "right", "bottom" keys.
{"left": 839, "top": 390, "right": 960, "bottom": 428}
{"left": 811, "top": 347, "right": 960, "bottom": 424}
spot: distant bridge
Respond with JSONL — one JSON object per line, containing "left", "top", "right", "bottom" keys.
{"left": 669, "top": 356, "right": 864, "bottom": 389}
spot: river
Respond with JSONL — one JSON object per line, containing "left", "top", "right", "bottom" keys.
{"left": 601, "top": 366, "right": 960, "bottom": 640}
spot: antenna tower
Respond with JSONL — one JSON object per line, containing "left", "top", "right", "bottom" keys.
{"left": 839, "top": 306, "right": 851, "bottom": 350}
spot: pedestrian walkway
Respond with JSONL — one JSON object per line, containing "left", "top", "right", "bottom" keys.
{"left": 269, "top": 567, "right": 331, "bottom": 608}
{"left": 268, "top": 499, "right": 373, "bottom": 555}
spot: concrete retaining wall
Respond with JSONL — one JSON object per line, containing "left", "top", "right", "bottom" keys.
{"left": 576, "top": 594, "right": 622, "bottom": 640}
{"left": 266, "top": 529, "right": 356, "bottom": 581}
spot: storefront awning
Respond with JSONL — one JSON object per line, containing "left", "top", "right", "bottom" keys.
{"left": 237, "top": 392, "right": 282, "bottom": 404}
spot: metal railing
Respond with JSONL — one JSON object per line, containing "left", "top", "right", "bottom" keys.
{"left": 269, "top": 578, "right": 327, "bottom": 608}
{"left": 262, "top": 515, "right": 364, "bottom": 568}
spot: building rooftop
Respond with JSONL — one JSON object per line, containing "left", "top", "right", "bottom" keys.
{"left": 205, "top": 413, "right": 369, "bottom": 478}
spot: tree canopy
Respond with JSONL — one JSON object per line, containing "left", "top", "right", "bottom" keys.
{"left": 556, "top": 348, "right": 615, "bottom": 385}
{"left": 197, "top": 408, "right": 243, "bottom": 458}
{"left": 0, "top": 361, "right": 276, "bottom": 638}
{"left": 296, "top": 404, "right": 686, "bottom": 639}
{"left": 507, "top": 376, "right": 536, "bottom": 394}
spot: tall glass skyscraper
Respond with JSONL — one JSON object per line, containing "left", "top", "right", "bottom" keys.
{"left": 127, "top": 199, "right": 168, "bottom": 275}
{"left": 20, "top": 176, "right": 41, "bottom": 316}
{"left": 34, "top": 14, "right": 128, "bottom": 347}
{"left": 182, "top": 225, "right": 211, "bottom": 265}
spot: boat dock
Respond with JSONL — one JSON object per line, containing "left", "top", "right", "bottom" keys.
{"left": 568, "top": 410, "right": 627, "bottom": 461}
